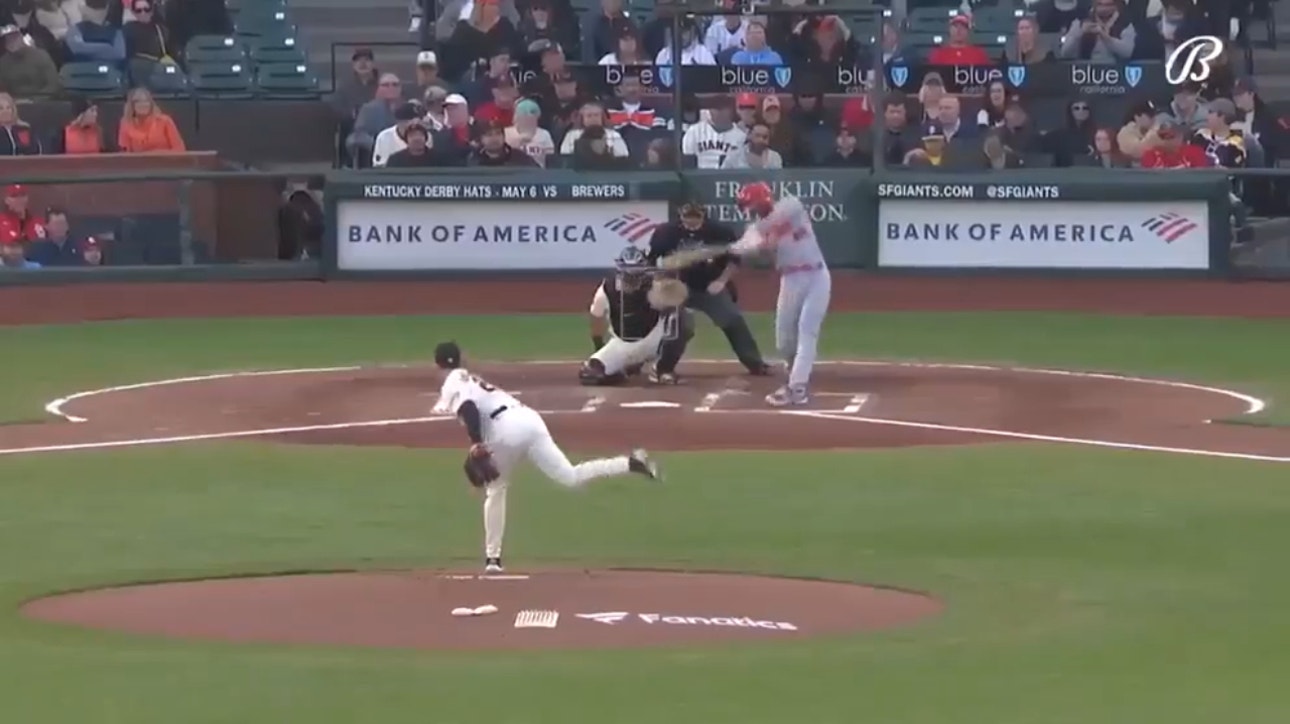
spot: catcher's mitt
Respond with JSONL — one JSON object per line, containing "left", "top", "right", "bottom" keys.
{"left": 647, "top": 277, "right": 689, "bottom": 310}
{"left": 464, "top": 443, "right": 501, "bottom": 488}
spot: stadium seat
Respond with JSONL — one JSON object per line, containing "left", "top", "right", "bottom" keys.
{"left": 184, "top": 35, "right": 247, "bottom": 64}
{"left": 59, "top": 62, "right": 125, "bottom": 96}
{"left": 905, "top": 7, "right": 959, "bottom": 34}
{"left": 255, "top": 62, "right": 321, "bottom": 97}
{"left": 972, "top": 7, "right": 1021, "bottom": 34}
{"left": 146, "top": 63, "right": 191, "bottom": 97}
{"left": 189, "top": 60, "right": 255, "bottom": 98}
{"left": 248, "top": 35, "right": 306, "bottom": 65}
{"left": 233, "top": 10, "right": 296, "bottom": 39}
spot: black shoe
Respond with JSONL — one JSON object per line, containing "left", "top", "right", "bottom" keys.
{"left": 748, "top": 363, "right": 773, "bottom": 376}
{"left": 484, "top": 557, "right": 504, "bottom": 573}
{"left": 628, "top": 448, "right": 661, "bottom": 480}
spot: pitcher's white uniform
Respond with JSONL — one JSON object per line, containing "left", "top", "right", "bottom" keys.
{"left": 432, "top": 368, "right": 636, "bottom": 561}
{"left": 733, "top": 195, "right": 831, "bottom": 391}
{"left": 589, "top": 279, "right": 680, "bottom": 375}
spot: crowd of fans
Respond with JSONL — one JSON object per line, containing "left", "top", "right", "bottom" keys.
{"left": 322, "top": 0, "right": 1273, "bottom": 175}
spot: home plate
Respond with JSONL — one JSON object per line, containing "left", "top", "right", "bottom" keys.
{"left": 619, "top": 401, "right": 681, "bottom": 409}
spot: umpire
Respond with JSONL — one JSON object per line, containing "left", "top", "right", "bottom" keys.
{"left": 645, "top": 201, "right": 771, "bottom": 375}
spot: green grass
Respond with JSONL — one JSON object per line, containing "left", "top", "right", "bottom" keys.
{"left": 1, "top": 311, "right": 1289, "bottom": 722}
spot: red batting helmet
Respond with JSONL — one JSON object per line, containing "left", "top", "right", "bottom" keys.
{"left": 736, "top": 181, "right": 774, "bottom": 214}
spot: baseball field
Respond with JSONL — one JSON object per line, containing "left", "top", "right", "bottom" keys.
{"left": 1, "top": 275, "right": 1288, "bottom": 723}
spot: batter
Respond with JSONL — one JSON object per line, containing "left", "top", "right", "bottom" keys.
{"left": 729, "top": 181, "right": 831, "bottom": 406}
{"left": 431, "top": 341, "right": 660, "bottom": 573}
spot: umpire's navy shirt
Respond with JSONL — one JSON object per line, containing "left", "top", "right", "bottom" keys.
{"left": 645, "top": 220, "right": 740, "bottom": 291}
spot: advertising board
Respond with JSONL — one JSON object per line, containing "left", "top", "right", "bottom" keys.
{"left": 877, "top": 199, "right": 1211, "bottom": 270}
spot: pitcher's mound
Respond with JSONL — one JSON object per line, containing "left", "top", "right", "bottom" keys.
{"left": 22, "top": 569, "right": 942, "bottom": 651}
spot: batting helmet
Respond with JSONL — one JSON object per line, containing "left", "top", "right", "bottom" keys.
{"left": 736, "top": 182, "right": 774, "bottom": 214}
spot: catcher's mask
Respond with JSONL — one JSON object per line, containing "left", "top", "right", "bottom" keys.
{"left": 679, "top": 201, "right": 705, "bottom": 231}
{"left": 615, "top": 246, "right": 651, "bottom": 292}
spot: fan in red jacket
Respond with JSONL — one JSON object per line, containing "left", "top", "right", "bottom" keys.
{"left": 1141, "top": 120, "right": 1211, "bottom": 168}
{"left": 0, "top": 185, "right": 46, "bottom": 245}
{"left": 925, "top": 15, "right": 993, "bottom": 66}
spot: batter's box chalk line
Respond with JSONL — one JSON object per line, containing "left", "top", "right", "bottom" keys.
{"left": 514, "top": 610, "right": 560, "bottom": 629}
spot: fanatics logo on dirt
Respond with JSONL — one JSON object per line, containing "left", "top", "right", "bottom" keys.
{"left": 877, "top": 200, "right": 1211, "bottom": 270}
{"left": 576, "top": 611, "right": 630, "bottom": 625}
{"left": 576, "top": 611, "right": 798, "bottom": 631}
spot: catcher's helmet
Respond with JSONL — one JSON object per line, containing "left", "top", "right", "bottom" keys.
{"left": 615, "top": 245, "right": 649, "bottom": 270}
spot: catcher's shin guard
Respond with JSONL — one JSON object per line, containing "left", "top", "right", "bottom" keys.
{"left": 654, "top": 310, "right": 693, "bottom": 375}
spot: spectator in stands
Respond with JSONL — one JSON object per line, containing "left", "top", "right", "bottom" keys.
{"left": 1088, "top": 128, "right": 1131, "bottom": 167}
{"left": 544, "top": 69, "right": 583, "bottom": 137}
{"left": 735, "top": 92, "right": 758, "bottom": 132}
{"left": 1058, "top": 0, "right": 1135, "bottom": 62}
{"left": 722, "top": 121, "right": 781, "bottom": 169}
{"left": 442, "top": 0, "right": 522, "bottom": 83}
{"left": 432, "top": 93, "right": 475, "bottom": 164}
{"left": 475, "top": 74, "right": 517, "bottom": 127}
{"left": 23, "top": 207, "right": 90, "bottom": 265}
{"left": 880, "top": 93, "right": 914, "bottom": 166}
{"left": 730, "top": 21, "right": 782, "bottom": 65}
{"left": 1232, "top": 78, "right": 1278, "bottom": 163}
{"left": 1002, "top": 15, "right": 1054, "bottom": 64}
{"left": 982, "top": 129, "right": 1023, "bottom": 169}
{"left": 1158, "top": 81, "right": 1207, "bottom": 131}
{"left": 704, "top": 15, "right": 746, "bottom": 59}
{"left": 469, "top": 119, "right": 536, "bottom": 166}
{"left": 642, "top": 137, "right": 674, "bottom": 169}
{"left": 878, "top": 21, "right": 911, "bottom": 67}
{"left": 977, "top": 80, "right": 1008, "bottom": 128}
{"left": 519, "top": 2, "right": 573, "bottom": 62}
{"left": 916, "top": 73, "right": 945, "bottom": 124}
{"left": 1000, "top": 97, "right": 1041, "bottom": 154}
{"left": 434, "top": 0, "right": 519, "bottom": 43}
{"left": 791, "top": 89, "right": 827, "bottom": 130}
{"left": 838, "top": 95, "right": 872, "bottom": 133}
{"left": 8, "top": 0, "right": 63, "bottom": 64}
{"left": 598, "top": 24, "right": 646, "bottom": 65}
{"left": 65, "top": 0, "right": 125, "bottom": 63}
{"left": 1045, "top": 98, "right": 1096, "bottom": 166}
{"left": 656, "top": 18, "right": 715, "bottom": 66}
{"left": 162, "top": 0, "right": 230, "bottom": 53}
{"left": 333, "top": 48, "right": 380, "bottom": 120}
{"left": 1194, "top": 97, "right": 1256, "bottom": 168}
{"left": 918, "top": 123, "right": 948, "bottom": 167}
{"left": 1140, "top": 0, "right": 1207, "bottom": 61}
{"left": 275, "top": 183, "right": 323, "bottom": 259}
{"left": 520, "top": 39, "right": 565, "bottom": 101}
{"left": 583, "top": 0, "right": 632, "bottom": 64}
{"left": 605, "top": 70, "right": 663, "bottom": 151}
{"left": 927, "top": 15, "right": 992, "bottom": 66}
{"left": 505, "top": 98, "right": 554, "bottom": 167}
{"left": 903, "top": 148, "right": 931, "bottom": 167}
{"left": 386, "top": 122, "right": 438, "bottom": 167}
{"left": 0, "top": 185, "right": 45, "bottom": 244}
{"left": 1141, "top": 118, "right": 1210, "bottom": 168}
{"left": 414, "top": 51, "right": 448, "bottom": 98}
{"left": 572, "top": 125, "right": 628, "bottom": 170}
{"left": 936, "top": 95, "right": 974, "bottom": 143}
{"left": 50, "top": 95, "right": 111, "bottom": 153}
{"left": 123, "top": 0, "right": 176, "bottom": 85}
{"left": 1196, "top": 45, "right": 1240, "bottom": 102}
{"left": 422, "top": 85, "right": 449, "bottom": 130}
{"left": 680, "top": 97, "right": 742, "bottom": 169}
{"left": 822, "top": 124, "right": 868, "bottom": 167}
{"left": 0, "top": 23, "right": 59, "bottom": 96}
{"left": 372, "top": 101, "right": 421, "bottom": 167}
{"left": 117, "top": 86, "right": 185, "bottom": 152}
{"left": 0, "top": 238, "right": 41, "bottom": 268}
{"left": 1034, "top": 0, "right": 1089, "bottom": 35}
{"left": 801, "top": 16, "right": 858, "bottom": 67}
{"left": 0, "top": 93, "right": 42, "bottom": 154}
{"left": 349, "top": 73, "right": 403, "bottom": 165}
{"left": 759, "top": 94, "right": 811, "bottom": 166}
{"left": 462, "top": 49, "right": 511, "bottom": 105}
{"left": 561, "top": 101, "right": 628, "bottom": 158}
{"left": 1117, "top": 99, "right": 1159, "bottom": 161}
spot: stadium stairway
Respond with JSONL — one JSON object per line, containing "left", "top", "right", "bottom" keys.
{"left": 286, "top": 0, "right": 415, "bottom": 93}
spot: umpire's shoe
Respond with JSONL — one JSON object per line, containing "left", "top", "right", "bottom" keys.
{"left": 647, "top": 364, "right": 679, "bottom": 385}
{"left": 747, "top": 362, "right": 774, "bottom": 376}
{"left": 628, "top": 449, "right": 661, "bottom": 480}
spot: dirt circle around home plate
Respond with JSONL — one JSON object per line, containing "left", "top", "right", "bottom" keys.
{"left": 20, "top": 569, "right": 944, "bottom": 651}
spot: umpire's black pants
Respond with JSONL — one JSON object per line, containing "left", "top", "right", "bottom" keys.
{"left": 684, "top": 285, "right": 767, "bottom": 372}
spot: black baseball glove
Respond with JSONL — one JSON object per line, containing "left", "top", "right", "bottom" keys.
{"left": 464, "top": 443, "right": 501, "bottom": 488}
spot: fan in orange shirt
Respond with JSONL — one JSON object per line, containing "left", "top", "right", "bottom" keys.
{"left": 925, "top": 15, "right": 993, "bottom": 66}
{"left": 117, "top": 87, "right": 187, "bottom": 153}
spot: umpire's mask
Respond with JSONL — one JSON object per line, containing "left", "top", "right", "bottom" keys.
{"left": 679, "top": 202, "right": 705, "bottom": 232}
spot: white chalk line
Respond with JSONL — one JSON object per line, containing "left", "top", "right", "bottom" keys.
{"left": 787, "top": 411, "right": 1290, "bottom": 464}
{"left": 580, "top": 396, "right": 605, "bottom": 413}
{"left": 842, "top": 394, "right": 870, "bottom": 414}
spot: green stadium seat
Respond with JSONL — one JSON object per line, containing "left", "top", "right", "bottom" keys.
{"left": 972, "top": 7, "right": 1022, "bottom": 34}
{"left": 184, "top": 34, "right": 247, "bottom": 63}
{"left": 189, "top": 60, "right": 255, "bottom": 98}
{"left": 146, "top": 63, "right": 191, "bottom": 96}
{"left": 255, "top": 62, "right": 321, "bottom": 97}
{"left": 905, "top": 7, "right": 960, "bottom": 34}
{"left": 249, "top": 35, "right": 306, "bottom": 65}
{"left": 59, "top": 62, "right": 125, "bottom": 96}
{"left": 233, "top": 9, "right": 296, "bottom": 38}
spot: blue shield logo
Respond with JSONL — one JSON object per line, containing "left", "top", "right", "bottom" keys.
{"left": 773, "top": 66, "right": 792, "bottom": 89}
{"left": 889, "top": 65, "right": 909, "bottom": 87}
{"left": 657, "top": 65, "right": 673, "bottom": 88}
{"left": 1007, "top": 65, "right": 1027, "bottom": 87}
{"left": 1124, "top": 65, "right": 1142, "bottom": 88}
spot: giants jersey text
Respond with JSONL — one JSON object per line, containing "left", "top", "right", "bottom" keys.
{"left": 433, "top": 369, "right": 519, "bottom": 415}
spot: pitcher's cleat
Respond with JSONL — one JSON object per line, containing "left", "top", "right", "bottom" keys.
{"left": 628, "top": 449, "right": 661, "bottom": 480}
{"left": 484, "top": 558, "right": 504, "bottom": 574}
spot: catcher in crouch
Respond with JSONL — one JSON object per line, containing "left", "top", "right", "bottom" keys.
{"left": 579, "top": 246, "right": 694, "bottom": 386}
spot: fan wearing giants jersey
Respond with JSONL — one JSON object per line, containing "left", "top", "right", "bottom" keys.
{"left": 681, "top": 96, "right": 746, "bottom": 169}
{"left": 579, "top": 246, "right": 693, "bottom": 386}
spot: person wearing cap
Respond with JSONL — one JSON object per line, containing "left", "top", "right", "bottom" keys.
{"left": 1116, "top": 100, "right": 1159, "bottom": 162}
{"left": 385, "top": 123, "right": 438, "bottom": 167}
{"left": 1157, "top": 82, "right": 1208, "bottom": 132}
{"left": 469, "top": 120, "right": 537, "bottom": 167}
{"left": 1195, "top": 98, "right": 1258, "bottom": 169}
{"left": 703, "top": 14, "right": 747, "bottom": 58}
{"left": 422, "top": 85, "right": 451, "bottom": 130}
{"left": 432, "top": 93, "right": 475, "bottom": 164}
{"left": 0, "top": 92, "right": 43, "bottom": 156}
{"left": 506, "top": 98, "right": 555, "bottom": 167}
{"left": 734, "top": 93, "right": 759, "bottom": 132}
{"left": 50, "top": 96, "right": 112, "bottom": 154}
{"left": 655, "top": 17, "right": 715, "bottom": 66}
{"left": 462, "top": 48, "right": 514, "bottom": 106}
{"left": 332, "top": 47, "right": 380, "bottom": 120}
{"left": 1058, "top": 0, "right": 1135, "bottom": 62}
{"left": 0, "top": 23, "right": 60, "bottom": 98}
{"left": 546, "top": 70, "right": 584, "bottom": 135}
{"left": 584, "top": 0, "right": 634, "bottom": 64}
{"left": 1141, "top": 119, "right": 1210, "bottom": 169}
{"left": 23, "top": 207, "right": 94, "bottom": 267}
{"left": 597, "top": 22, "right": 645, "bottom": 65}
{"left": 0, "top": 185, "right": 47, "bottom": 247}
{"left": 823, "top": 123, "right": 870, "bottom": 167}
{"left": 518, "top": 2, "right": 571, "bottom": 59}
{"left": 1232, "top": 78, "right": 1278, "bottom": 162}
{"left": 441, "top": 0, "right": 523, "bottom": 83}
{"left": 413, "top": 50, "right": 449, "bottom": 99}
{"left": 371, "top": 101, "right": 423, "bottom": 167}
{"left": 926, "top": 14, "right": 992, "bottom": 66}
{"left": 730, "top": 20, "right": 783, "bottom": 65}
{"left": 474, "top": 74, "right": 518, "bottom": 128}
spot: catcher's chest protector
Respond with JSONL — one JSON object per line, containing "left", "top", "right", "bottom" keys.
{"left": 606, "top": 275, "right": 660, "bottom": 341}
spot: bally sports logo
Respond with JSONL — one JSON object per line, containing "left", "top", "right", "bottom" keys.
{"left": 577, "top": 612, "right": 797, "bottom": 631}
{"left": 1141, "top": 212, "right": 1199, "bottom": 243}
{"left": 604, "top": 213, "right": 659, "bottom": 244}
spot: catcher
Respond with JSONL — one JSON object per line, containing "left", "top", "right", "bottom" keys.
{"left": 579, "top": 246, "right": 694, "bottom": 386}
{"left": 431, "top": 340, "right": 660, "bottom": 574}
